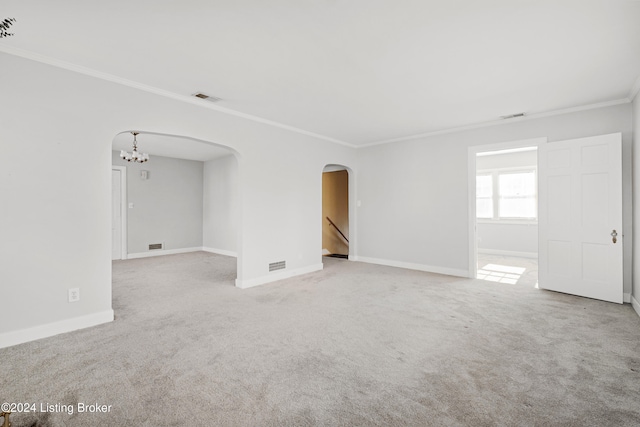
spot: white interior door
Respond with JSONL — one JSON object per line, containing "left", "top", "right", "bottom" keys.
{"left": 112, "top": 169, "right": 122, "bottom": 260}
{"left": 538, "top": 133, "right": 623, "bottom": 303}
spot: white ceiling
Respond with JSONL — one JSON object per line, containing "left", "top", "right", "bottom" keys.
{"left": 2, "top": 1, "right": 640, "bottom": 148}
{"left": 112, "top": 132, "right": 233, "bottom": 162}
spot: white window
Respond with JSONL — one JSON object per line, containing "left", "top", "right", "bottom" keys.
{"left": 498, "top": 171, "right": 536, "bottom": 219}
{"left": 476, "top": 168, "right": 537, "bottom": 221}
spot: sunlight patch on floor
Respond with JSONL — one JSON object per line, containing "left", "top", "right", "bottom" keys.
{"left": 477, "top": 263, "right": 526, "bottom": 285}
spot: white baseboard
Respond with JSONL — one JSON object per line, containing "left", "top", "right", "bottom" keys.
{"left": 478, "top": 249, "right": 538, "bottom": 259}
{"left": 0, "top": 309, "right": 114, "bottom": 349}
{"left": 202, "top": 247, "right": 238, "bottom": 257}
{"left": 127, "top": 247, "right": 202, "bottom": 259}
{"left": 624, "top": 293, "right": 631, "bottom": 303}
{"left": 354, "top": 256, "right": 469, "bottom": 278}
{"left": 632, "top": 295, "right": 640, "bottom": 318}
{"left": 235, "top": 263, "right": 324, "bottom": 289}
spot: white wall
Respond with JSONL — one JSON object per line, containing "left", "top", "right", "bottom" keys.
{"left": 357, "top": 103, "right": 633, "bottom": 295}
{"left": 203, "top": 155, "right": 238, "bottom": 255}
{"left": 3, "top": 49, "right": 635, "bottom": 348}
{"left": 477, "top": 223, "right": 538, "bottom": 256}
{"left": 476, "top": 149, "right": 537, "bottom": 256}
{"left": 0, "top": 53, "right": 356, "bottom": 347}
{"left": 112, "top": 152, "right": 204, "bottom": 255}
{"left": 632, "top": 94, "right": 640, "bottom": 312}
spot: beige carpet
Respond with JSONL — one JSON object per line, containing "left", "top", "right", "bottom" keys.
{"left": 2, "top": 252, "right": 640, "bottom": 426}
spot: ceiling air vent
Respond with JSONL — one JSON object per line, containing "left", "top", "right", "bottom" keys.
{"left": 269, "top": 261, "right": 286, "bottom": 272}
{"left": 149, "top": 243, "right": 163, "bottom": 250}
{"left": 501, "top": 112, "right": 526, "bottom": 120}
{"left": 193, "top": 93, "right": 222, "bottom": 103}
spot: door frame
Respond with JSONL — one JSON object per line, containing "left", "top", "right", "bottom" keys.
{"left": 467, "top": 137, "right": 547, "bottom": 278}
{"left": 112, "top": 166, "right": 128, "bottom": 260}
{"left": 322, "top": 164, "right": 355, "bottom": 261}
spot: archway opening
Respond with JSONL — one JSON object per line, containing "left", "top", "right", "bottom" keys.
{"left": 322, "top": 164, "right": 351, "bottom": 261}
{"left": 110, "top": 131, "right": 241, "bottom": 292}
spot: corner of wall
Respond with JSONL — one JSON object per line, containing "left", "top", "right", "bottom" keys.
{"left": 631, "top": 294, "right": 640, "bottom": 318}
{"left": 235, "top": 263, "right": 323, "bottom": 289}
{"left": 632, "top": 94, "right": 639, "bottom": 308}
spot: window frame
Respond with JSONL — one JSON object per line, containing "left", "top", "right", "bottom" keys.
{"left": 475, "top": 172, "right": 494, "bottom": 219}
{"left": 476, "top": 166, "right": 538, "bottom": 224}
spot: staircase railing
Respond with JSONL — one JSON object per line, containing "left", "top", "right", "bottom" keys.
{"left": 326, "top": 217, "right": 349, "bottom": 243}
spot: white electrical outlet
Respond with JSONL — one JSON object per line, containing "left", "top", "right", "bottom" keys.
{"left": 68, "top": 288, "right": 80, "bottom": 303}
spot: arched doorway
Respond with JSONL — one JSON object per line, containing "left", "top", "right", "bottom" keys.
{"left": 111, "top": 131, "right": 241, "bottom": 283}
{"left": 322, "top": 164, "right": 351, "bottom": 260}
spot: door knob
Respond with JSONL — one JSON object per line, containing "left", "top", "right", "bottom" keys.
{"left": 611, "top": 229, "right": 618, "bottom": 244}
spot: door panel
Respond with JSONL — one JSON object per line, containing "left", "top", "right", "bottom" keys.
{"left": 538, "top": 133, "right": 622, "bottom": 303}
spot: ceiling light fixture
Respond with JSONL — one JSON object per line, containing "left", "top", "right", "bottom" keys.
{"left": 120, "top": 132, "right": 149, "bottom": 163}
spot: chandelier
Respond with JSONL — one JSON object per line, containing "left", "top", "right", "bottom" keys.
{"left": 120, "top": 132, "right": 149, "bottom": 163}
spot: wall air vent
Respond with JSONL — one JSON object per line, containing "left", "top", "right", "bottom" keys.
{"left": 501, "top": 112, "right": 526, "bottom": 120}
{"left": 149, "top": 243, "right": 163, "bottom": 250}
{"left": 269, "top": 261, "right": 286, "bottom": 272}
{"left": 193, "top": 93, "right": 222, "bottom": 103}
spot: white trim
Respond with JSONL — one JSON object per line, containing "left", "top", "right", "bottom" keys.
{"left": 632, "top": 295, "right": 640, "bottom": 317}
{"left": 322, "top": 165, "right": 347, "bottom": 173}
{"left": 0, "top": 45, "right": 355, "bottom": 149}
{"left": 477, "top": 219, "right": 538, "bottom": 225}
{"left": 623, "top": 293, "right": 631, "bottom": 304}
{"left": 468, "top": 137, "right": 547, "bottom": 281}
{"left": 478, "top": 249, "right": 538, "bottom": 259}
{"left": 472, "top": 137, "right": 548, "bottom": 154}
{"left": 361, "top": 99, "right": 629, "bottom": 147}
{"left": 468, "top": 147, "right": 478, "bottom": 278}
{"left": 235, "top": 263, "right": 324, "bottom": 289}
{"left": 127, "top": 247, "right": 202, "bottom": 259}
{"left": 112, "top": 166, "right": 127, "bottom": 260}
{"left": 202, "top": 246, "right": 238, "bottom": 257}
{"left": 355, "top": 256, "right": 468, "bottom": 278}
{"left": 629, "top": 75, "right": 640, "bottom": 101}
{"left": 477, "top": 165, "right": 537, "bottom": 173}
{"left": 0, "top": 310, "right": 114, "bottom": 349}
{"left": 476, "top": 146, "right": 538, "bottom": 157}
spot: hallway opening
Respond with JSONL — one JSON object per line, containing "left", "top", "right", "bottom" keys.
{"left": 322, "top": 165, "right": 350, "bottom": 261}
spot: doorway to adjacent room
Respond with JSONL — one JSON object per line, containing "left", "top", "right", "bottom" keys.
{"left": 322, "top": 165, "right": 350, "bottom": 260}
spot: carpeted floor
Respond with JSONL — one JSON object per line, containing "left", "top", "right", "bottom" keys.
{"left": 2, "top": 252, "right": 640, "bottom": 426}
{"left": 477, "top": 253, "right": 538, "bottom": 287}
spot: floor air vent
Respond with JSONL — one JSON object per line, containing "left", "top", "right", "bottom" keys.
{"left": 269, "top": 261, "right": 286, "bottom": 272}
{"left": 149, "top": 243, "right": 163, "bottom": 250}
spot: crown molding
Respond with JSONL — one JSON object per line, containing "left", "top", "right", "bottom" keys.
{"left": 0, "top": 45, "right": 356, "bottom": 149}
{"left": 629, "top": 75, "right": 640, "bottom": 101}
{"left": 2, "top": 45, "right": 636, "bottom": 151}
{"left": 359, "top": 98, "right": 631, "bottom": 148}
